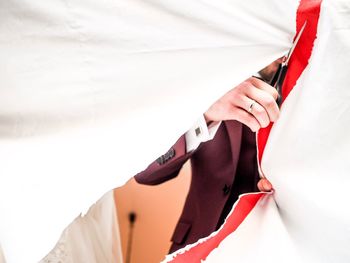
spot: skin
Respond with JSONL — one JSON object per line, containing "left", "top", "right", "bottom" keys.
{"left": 204, "top": 77, "right": 279, "bottom": 132}
{"left": 204, "top": 60, "right": 283, "bottom": 192}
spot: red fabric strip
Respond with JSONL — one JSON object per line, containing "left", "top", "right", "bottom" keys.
{"left": 169, "top": 193, "right": 265, "bottom": 262}
{"left": 257, "top": 0, "right": 322, "bottom": 163}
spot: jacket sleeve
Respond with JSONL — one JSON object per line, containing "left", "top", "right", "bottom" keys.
{"left": 134, "top": 134, "right": 194, "bottom": 185}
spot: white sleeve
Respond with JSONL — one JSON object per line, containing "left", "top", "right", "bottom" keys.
{"left": 185, "top": 116, "right": 221, "bottom": 153}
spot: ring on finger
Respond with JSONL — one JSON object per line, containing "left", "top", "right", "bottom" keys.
{"left": 248, "top": 100, "right": 256, "bottom": 113}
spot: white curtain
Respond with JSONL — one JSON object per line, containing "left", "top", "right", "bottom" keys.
{"left": 0, "top": 0, "right": 298, "bottom": 262}
{"left": 40, "top": 191, "right": 123, "bottom": 263}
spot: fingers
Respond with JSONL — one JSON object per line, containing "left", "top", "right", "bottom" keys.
{"left": 231, "top": 107, "right": 261, "bottom": 132}
{"left": 250, "top": 77, "right": 279, "bottom": 100}
{"left": 257, "top": 178, "right": 273, "bottom": 192}
{"left": 244, "top": 80, "right": 280, "bottom": 122}
{"left": 203, "top": 76, "right": 280, "bottom": 131}
{"left": 235, "top": 94, "right": 270, "bottom": 128}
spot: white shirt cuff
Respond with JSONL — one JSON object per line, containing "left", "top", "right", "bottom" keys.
{"left": 185, "top": 116, "right": 221, "bottom": 153}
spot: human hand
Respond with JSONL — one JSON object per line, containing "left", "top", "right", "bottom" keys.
{"left": 204, "top": 77, "right": 280, "bottom": 132}
{"left": 257, "top": 178, "right": 273, "bottom": 192}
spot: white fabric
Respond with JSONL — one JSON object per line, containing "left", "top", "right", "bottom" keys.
{"left": 197, "top": 193, "right": 300, "bottom": 263}
{"left": 259, "top": 2, "right": 350, "bottom": 261}
{"left": 0, "top": 0, "right": 296, "bottom": 262}
{"left": 41, "top": 191, "right": 123, "bottom": 263}
{"left": 0, "top": 247, "right": 5, "bottom": 263}
{"left": 166, "top": 0, "right": 350, "bottom": 262}
{"left": 185, "top": 116, "right": 221, "bottom": 152}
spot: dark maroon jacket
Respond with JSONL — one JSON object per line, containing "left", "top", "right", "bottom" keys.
{"left": 134, "top": 120, "right": 259, "bottom": 253}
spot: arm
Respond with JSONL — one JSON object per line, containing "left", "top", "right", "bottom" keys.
{"left": 134, "top": 117, "right": 221, "bottom": 185}
{"left": 136, "top": 72, "right": 280, "bottom": 189}
{"left": 134, "top": 134, "right": 190, "bottom": 185}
